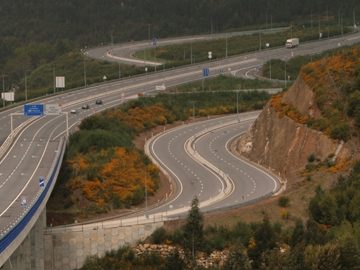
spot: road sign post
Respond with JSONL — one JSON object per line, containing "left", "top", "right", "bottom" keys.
{"left": 39, "top": 177, "right": 45, "bottom": 188}
{"left": 202, "top": 68, "right": 209, "bottom": 77}
{"left": 202, "top": 68, "right": 209, "bottom": 91}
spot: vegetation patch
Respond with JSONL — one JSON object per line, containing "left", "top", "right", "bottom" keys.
{"left": 135, "top": 25, "right": 350, "bottom": 66}
{"left": 48, "top": 90, "right": 271, "bottom": 221}
{"left": 80, "top": 162, "right": 360, "bottom": 269}
{"left": 269, "top": 45, "right": 360, "bottom": 142}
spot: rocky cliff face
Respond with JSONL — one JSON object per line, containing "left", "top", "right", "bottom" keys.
{"left": 236, "top": 76, "right": 351, "bottom": 179}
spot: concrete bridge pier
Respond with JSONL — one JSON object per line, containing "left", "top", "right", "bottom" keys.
{"left": 1, "top": 210, "right": 46, "bottom": 270}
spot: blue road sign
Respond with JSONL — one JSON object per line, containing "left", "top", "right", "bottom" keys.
{"left": 24, "top": 104, "right": 44, "bottom": 117}
{"left": 39, "top": 177, "right": 45, "bottom": 188}
{"left": 203, "top": 68, "right": 209, "bottom": 77}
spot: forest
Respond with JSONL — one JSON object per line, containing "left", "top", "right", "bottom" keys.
{"left": 79, "top": 162, "right": 360, "bottom": 269}
{"left": 1, "top": 0, "right": 360, "bottom": 100}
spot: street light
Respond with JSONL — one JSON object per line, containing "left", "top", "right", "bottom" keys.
{"left": 83, "top": 57, "right": 87, "bottom": 87}
{"left": 284, "top": 62, "right": 287, "bottom": 88}
{"left": 118, "top": 63, "right": 121, "bottom": 79}
{"left": 236, "top": 90, "right": 239, "bottom": 115}
{"left": 24, "top": 70, "right": 31, "bottom": 101}
{"left": 145, "top": 175, "right": 148, "bottom": 210}
{"left": 2, "top": 73, "right": 7, "bottom": 107}
{"left": 225, "top": 34, "right": 228, "bottom": 58}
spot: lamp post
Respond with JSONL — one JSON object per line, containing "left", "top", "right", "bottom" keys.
{"left": 190, "top": 42, "right": 193, "bottom": 64}
{"left": 284, "top": 62, "right": 287, "bottom": 88}
{"left": 118, "top": 63, "right": 121, "bottom": 79}
{"left": 259, "top": 31, "right": 262, "bottom": 51}
{"left": 236, "top": 90, "right": 239, "bottom": 115}
{"left": 225, "top": 33, "right": 228, "bottom": 58}
{"left": 83, "top": 57, "right": 87, "bottom": 87}
{"left": 145, "top": 175, "right": 148, "bottom": 210}
{"left": 24, "top": 70, "right": 31, "bottom": 101}
{"left": 2, "top": 73, "right": 7, "bottom": 107}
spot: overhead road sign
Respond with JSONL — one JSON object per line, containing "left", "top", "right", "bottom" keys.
{"left": 24, "top": 104, "right": 44, "bottom": 117}
{"left": 45, "top": 104, "right": 62, "bottom": 115}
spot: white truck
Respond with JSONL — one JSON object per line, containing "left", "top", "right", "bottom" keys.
{"left": 285, "top": 38, "right": 299, "bottom": 48}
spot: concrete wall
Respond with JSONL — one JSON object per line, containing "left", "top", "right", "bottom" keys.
{"left": 43, "top": 221, "right": 164, "bottom": 270}
{"left": 1, "top": 210, "right": 46, "bottom": 270}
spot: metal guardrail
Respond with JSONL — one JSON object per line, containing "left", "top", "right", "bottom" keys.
{"left": 0, "top": 117, "right": 37, "bottom": 161}
{"left": 0, "top": 137, "right": 66, "bottom": 253}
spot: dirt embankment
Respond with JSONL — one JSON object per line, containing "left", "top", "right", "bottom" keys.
{"left": 234, "top": 77, "right": 352, "bottom": 181}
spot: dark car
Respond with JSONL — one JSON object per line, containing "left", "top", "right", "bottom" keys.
{"left": 95, "top": 99, "right": 103, "bottom": 105}
{"left": 82, "top": 104, "right": 90, "bottom": 109}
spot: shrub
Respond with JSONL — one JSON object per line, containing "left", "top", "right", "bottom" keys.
{"left": 308, "top": 153, "right": 316, "bottom": 163}
{"left": 278, "top": 196, "right": 290, "bottom": 207}
{"left": 151, "top": 227, "right": 167, "bottom": 244}
{"left": 330, "top": 123, "right": 351, "bottom": 141}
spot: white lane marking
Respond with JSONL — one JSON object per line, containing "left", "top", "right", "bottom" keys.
{"left": 0, "top": 119, "right": 60, "bottom": 216}
{"left": 225, "top": 133, "right": 280, "bottom": 193}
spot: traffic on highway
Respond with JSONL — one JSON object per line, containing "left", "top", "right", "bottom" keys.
{"left": 0, "top": 29, "right": 360, "bottom": 264}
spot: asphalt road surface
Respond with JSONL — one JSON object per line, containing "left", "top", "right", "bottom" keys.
{"left": 0, "top": 30, "right": 359, "bottom": 235}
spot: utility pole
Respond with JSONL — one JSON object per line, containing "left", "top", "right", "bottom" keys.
{"left": 148, "top": 24, "right": 151, "bottom": 44}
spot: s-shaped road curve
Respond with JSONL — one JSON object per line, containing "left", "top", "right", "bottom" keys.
{"left": 1, "top": 30, "right": 360, "bottom": 263}
{"left": 144, "top": 112, "right": 279, "bottom": 218}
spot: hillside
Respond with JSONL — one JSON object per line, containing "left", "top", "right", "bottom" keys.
{"left": 1, "top": 0, "right": 359, "bottom": 105}
{"left": 236, "top": 45, "right": 360, "bottom": 181}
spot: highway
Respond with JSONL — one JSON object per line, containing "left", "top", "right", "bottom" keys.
{"left": 86, "top": 27, "right": 288, "bottom": 66}
{"left": 0, "top": 29, "right": 360, "bottom": 264}
{"left": 144, "top": 112, "right": 279, "bottom": 217}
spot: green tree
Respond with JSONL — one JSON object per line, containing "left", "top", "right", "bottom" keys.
{"left": 339, "top": 237, "right": 360, "bottom": 270}
{"left": 162, "top": 250, "right": 186, "bottom": 270}
{"left": 317, "top": 243, "right": 341, "bottom": 270}
{"left": 222, "top": 245, "right": 251, "bottom": 270}
{"left": 183, "top": 196, "right": 204, "bottom": 260}
{"left": 291, "top": 219, "right": 305, "bottom": 247}
{"left": 309, "top": 186, "right": 340, "bottom": 226}
{"left": 248, "top": 216, "right": 277, "bottom": 268}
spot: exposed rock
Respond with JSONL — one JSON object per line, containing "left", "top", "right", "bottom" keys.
{"left": 236, "top": 77, "right": 351, "bottom": 180}
{"left": 134, "top": 244, "right": 229, "bottom": 268}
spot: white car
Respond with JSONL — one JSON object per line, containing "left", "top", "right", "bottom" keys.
{"left": 70, "top": 109, "right": 77, "bottom": 114}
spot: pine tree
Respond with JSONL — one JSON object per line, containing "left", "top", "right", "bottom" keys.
{"left": 183, "top": 196, "right": 204, "bottom": 260}
{"left": 223, "top": 245, "right": 251, "bottom": 270}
